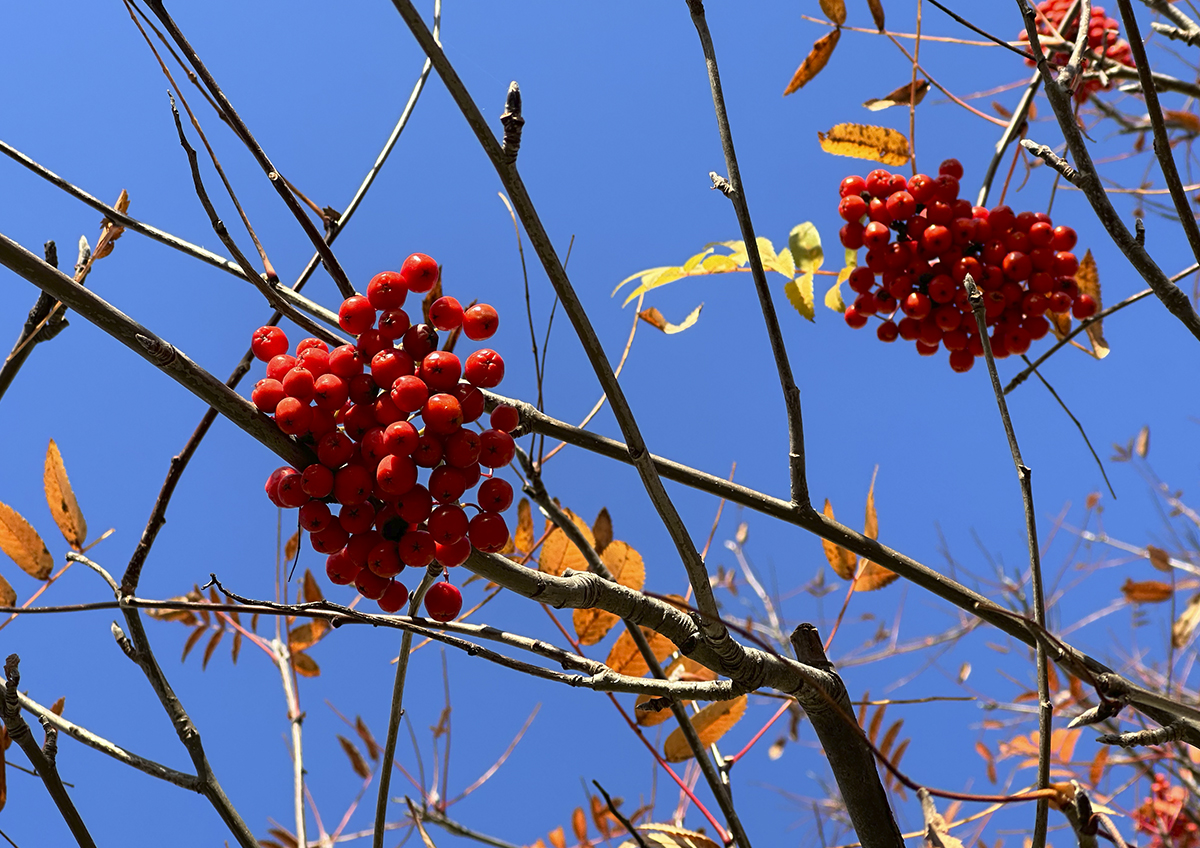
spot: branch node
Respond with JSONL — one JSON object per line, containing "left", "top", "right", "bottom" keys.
{"left": 1096, "top": 720, "right": 1186, "bottom": 748}
{"left": 111, "top": 621, "right": 139, "bottom": 663}
{"left": 709, "top": 171, "right": 734, "bottom": 196}
{"left": 1135, "top": 217, "right": 1145, "bottom": 247}
{"left": 135, "top": 333, "right": 178, "bottom": 367}
{"left": 499, "top": 81, "right": 524, "bottom": 165}
{"left": 1020, "top": 139, "right": 1081, "bottom": 185}
{"left": 40, "top": 715, "right": 59, "bottom": 765}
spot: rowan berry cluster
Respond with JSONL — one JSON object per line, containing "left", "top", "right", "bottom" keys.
{"left": 252, "top": 253, "right": 518, "bottom": 622}
{"left": 1017, "top": 0, "right": 1134, "bottom": 101}
{"left": 837, "top": 159, "right": 1096, "bottom": 373}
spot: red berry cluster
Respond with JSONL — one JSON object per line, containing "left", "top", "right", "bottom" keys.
{"left": 837, "top": 159, "right": 1096, "bottom": 373}
{"left": 1017, "top": 1, "right": 1134, "bottom": 101}
{"left": 253, "top": 253, "right": 519, "bottom": 622}
{"left": 1133, "top": 773, "right": 1199, "bottom": 848}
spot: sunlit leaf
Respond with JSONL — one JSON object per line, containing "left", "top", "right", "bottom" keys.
{"left": 867, "top": 0, "right": 886, "bottom": 31}
{"left": 284, "top": 531, "right": 301, "bottom": 564}
{"left": 293, "top": 651, "right": 320, "bottom": 677}
{"left": 181, "top": 626, "right": 205, "bottom": 662}
{"left": 818, "top": 123, "right": 910, "bottom": 166}
{"left": 1089, "top": 746, "right": 1108, "bottom": 788}
{"left": 784, "top": 273, "right": 815, "bottom": 322}
{"left": 825, "top": 271, "right": 849, "bottom": 314}
{"left": 1164, "top": 109, "right": 1200, "bottom": 134}
{"left": 617, "top": 824, "right": 720, "bottom": 848}
{"left": 619, "top": 266, "right": 687, "bottom": 306}
{"left": 539, "top": 509, "right": 594, "bottom": 577}
{"left": 593, "top": 508, "right": 613, "bottom": 554}
{"left": 591, "top": 793, "right": 616, "bottom": 841}
{"left": 606, "top": 627, "right": 675, "bottom": 678}
{"left": 1147, "top": 544, "right": 1171, "bottom": 572}
{"left": 93, "top": 189, "right": 129, "bottom": 260}
{"left": 638, "top": 304, "right": 703, "bottom": 335}
{"left": 0, "top": 575, "right": 14, "bottom": 607}
{"left": 289, "top": 623, "right": 324, "bottom": 653}
{"left": 766, "top": 248, "right": 796, "bottom": 281}
{"left": 682, "top": 249, "right": 713, "bottom": 272}
{"left": 43, "top": 440, "right": 86, "bottom": 548}
{"left": 820, "top": 500, "right": 857, "bottom": 579}
{"left": 337, "top": 735, "right": 372, "bottom": 779}
{"left": 0, "top": 502, "right": 53, "bottom": 580}
{"left": 1173, "top": 593, "right": 1200, "bottom": 648}
{"left": 819, "top": 0, "right": 847, "bottom": 24}
{"left": 789, "top": 223, "right": 823, "bottom": 274}
{"left": 635, "top": 693, "right": 675, "bottom": 727}
{"left": 663, "top": 695, "right": 747, "bottom": 762}
{"left": 1122, "top": 578, "right": 1172, "bottom": 604}
{"left": 1134, "top": 425, "right": 1149, "bottom": 458}
{"left": 1075, "top": 250, "right": 1109, "bottom": 359}
{"left": 575, "top": 541, "right": 647, "bottom": 644}
{"left": 784, "top": 30, "right": 841, "bottom": 96}
{"left": 548, "top": 826, "right": 567, "bottom": 848}
{"left": 857, "top": 469, "right": 897, "bottom": 590}
{"left": 864, "top": 78, "right": 929, "bottom": 111}
{"left": 514, "top": 498, "right": 535, "bottom": 553}
{"left": 572, "top": 807, "right": 588, "bottom": 844}
{"left": 975, "top": 741, "right": 997, "bottom": 784}
{"left": 702, "top": 254, "right": 741, "bottom": 273}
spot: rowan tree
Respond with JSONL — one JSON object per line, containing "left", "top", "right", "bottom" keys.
{"left": 0, "top": 2, "right": 1199, "bottom": 848}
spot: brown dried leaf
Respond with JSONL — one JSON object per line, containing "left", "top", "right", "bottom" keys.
{"left": 663, "top": 695, "right": 747, "bottom": 762}
{"left": 539, "top": 508, "right": 594, "bottom": 576}
{"left": 617, "top": 824, "right": 721, "bottom": 848}
{"left": 867, "top": 704, "right": 886, "bottom": 743}
{"left": 284, "top": 531, "right": 301, "bottom": 564}
{"left": 0, "top": 574, "right": 15, "bottom": 608}
{"left": 356, "top": 716, "right": 383, "bottom": 760}
{"left": 867, "top": 0, "right": 885, "bottom": 31}
{"left": 43, "top": 440, "right": 86, "bottom": 548}
{"left": 1134, "top": 426, "right": 1149, "bottom": 459}
{"left": 289, "top": 623, "right": 323, "bottom": 653}
{"left": 591, "top": 794, "right": 617, "bottom": 840}
{"left": 93, "top": 190, "right": 129, "bottom": 261}
{"left": 1089, "top": 745, "right": 1109, "bottom": 788}
{"left": 784, "top": 30, "right": 841, "bottom": 96}
{"left": 293, "top": 651, "right": 320, "bottom": 677}
{"left": 638, "top": 304, "right": 703, "bottom": 335}
{"left": 992, "top": 101, "right": 1013, "bottom": 119}
{"left": 976, "top": 741, "right": 997, "bottom": 784}
{"left": 878, "top": 719, "right": 904, "bottom": 759}
{"left": 593, "top": 508, "right": 613, "bottom": 554}
{"left": 548, "top": 826, "right": 567, "bottom": 848}
{"left": 1122, "top": 578, "right": 1173, "bottom": 604}
{"left": 1074, "top": 250, "right": 1109, "bottom": 358}
{"left": 820, "top": 0, "right": 847, "bottom": 23}
{"left": 574, "top": 541, "right": 646, "bottom": 644}
{"left": 1147, "top": 544, "right": 1171, "bottom": 572}
{"left": 1173, "top": 592, "right": 1200, "bottom": 648}
{"left": 267, "top": 827, "right": 299, "bottom": 848}
{"left": 572, "top": 807, "right": 589, "bottom": 844}
{"left": 606, "top": 627, "right": 675, "bottom": 678}
{"left": 302, "top": 568, "right": 324, "bottom": 603}
{"left": 201, "top": 628, "right": 223, "bottom": 670}
{"left": 1164, "top": 109, "right": 1200, "bottom": 134}
{"left": 181, "top": 626, "right": 206, "bottom": 662}
{"left": 231, "top": 630, "right": 242, "bottom": 665}
{"left": 337, "top": 734, "right": 372, "bottom": 779}
{"left": 514, "top": 498, "right": 535, "bottom": 554}
{"left": 0, "top": 502, "right": 53, "bottom": 580}
{"left": 864, "top": 79, "right": 929, "bottom": 111}
{"left": 50, "top": 697, "right": 64, "bottom": 717}
{"left": 1046, "top": 307, "right": 1072, "bottom": 340}
{"left": 857, "top": 471, "right": 897, "bottom": 591}
{"left": 821, "top": 500, "right": 857, "bottom": 579}
{"left": 818, "top": 123, "right": 910, "bottom": 166}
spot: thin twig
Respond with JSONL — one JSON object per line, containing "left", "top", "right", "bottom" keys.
{"left": 686, "top": 0, "right": 808, "bottom": 508}
{"left": 593, "top": 780, "right": 650, "bottom": 848}
{"left": 388, "top": 0, "right": 722, "bottom": 625}
{"left": 926, "top": 0, "right": 1038, "bottom": 59}
{"left": 272, "top": 638, "right": 307, "bottom": 848}
{"left": 964, "top": 275, "right": 1051, "bottom": 848}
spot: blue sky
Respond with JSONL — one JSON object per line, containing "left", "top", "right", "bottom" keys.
{"left": 1, "top": 2, "right": 1197, "bottom": 846}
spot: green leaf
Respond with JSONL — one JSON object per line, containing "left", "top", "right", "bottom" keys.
{"left": 789, "top": 223, "right": 823, "bottom": 274}
{"left": 785, "top": 272, "right": 815, "bottom": 321}
{"left": 844, "top": 247, "right": 858, "bottom": 269}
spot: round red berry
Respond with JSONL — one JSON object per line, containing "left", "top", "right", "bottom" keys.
{"left": 948, "top": 349, "right": 975, "bottom": 373}
{"left": 264, "top": 466, "right": 296, "bottom": 507}
{"left": 390, "top": 374, "right": 429, "bottom": 413}
{"left": 339, "top": 502, "right": 377, "bottom": 535}
{"left": 464, "top": 349, "right": 505, "bottom": 388}
{"left": 328, "top": 344, "right": 365, "bottom": 378}
{"left": 478, "top": 477, "right": 514, "bottom": 512}
{"left": 252, "top": 378, "right": 286, "bottom": 413}
{"left": 843, "top": 305, "right": 869, "bottom": 329}
{"left": 266, "top": 354, "right": 297, "bottom": 382}
{"left": 420, "top": 351, "right": 463, "bottom": 392}
{"left": 378, "top": 308, "right": 412, "bottom": 341}
{"left": 317, "top": 430, "right": 355, "bottom": 468}
{"left": 462, "top": 304, "right": 499, "bottom": 341}
{"left": 423, "top": 393, "right": 464, "bottom": 434}
{"left": 478, "top": 429, "right": 516, "bottom": 468}
{"left": 468, "top": 512, "right": 509, "bottom": 553}
{"left": 354, "top": 568, "right": 390, "bottom": 601}
{"left": 395, "top": 484, "right": 433, "bottom": 524}
{"left": 839, "top": 195, "right": 868, "bottom": 223}
{"left": 489, "top": 405, "right": 520, "bottom": 433}
{"left": 325, "top": 551, "right": 359, "bottom": 585}
{"left": 383, "top": 420, "right": 420, "bottom": 457}
{"left": 276, "top": 473, "right": 309, "bottom": 509}
{"left": 839, "top": 175, "right": 867, "bottom": 198}
{"left": 367, "top": 271, "right": 408, "bottom": 310}
{"left": 399, "top": 253, "right": 440, "bottom": 293}
{"left": 938, "top": 158, "right": 964, "bottom": 180}
{"left": 311, "top": 522, "right": 350, "bottom": 555}
{"left": 301, "top": 464, "right": 334, "bottom": 498}
{"left": 312, "top": 373, "right": 349, "bottom": 412}
{"left": 274, "top": 397, "right": 313, "bottom": 436}
{"left": 282, "top": 367, "right": 316, "bottom": 402}
{"left": 413, "top": 434, "right": 444, "bottom": 468}
{"left": 443, "top": 429, "right": 482, "bottom": 468}
{"left": 371, "top": 348, "right": 416, "bottom": 390}
{"left": 435, "top": 537, "right": 472, "bottom": 568}
{"left": 398, "top": 529, "right": 437, "bottom": 568}
{"left": 876, "top": 321, "right": 899, "bottom": 343}
{"left": 299, "top": 500, "right": 332, "bottom": 533}
{"left": 402, "top": 324, "right": 440, "bottom": 360}
{"left": 1072, "top": 293, "right": 1097, "bottom": 319}
{"left": 428, "top": 504, "right": 470, "bottom": 544}
{"left": 377, "top": 580, "right": 410, "bottom": 613}
{"left": 251, "top": 326, "right": 289, "bottom": 362}
{"left": 429, "top": 296, "right": 465, "bottom": 331}
{"left": 338, "top": 295, "right": 377, "bottom": 335}
{"left": 376, "top": 454, "right": 418, "bottom": 498}
{"left": 334, "top": 464, "right": 374, "bottom": 505}
{"left": 368, "top": 541, "right": 404, "bottom": 578}
{"left": 423, "top": 582, "right": 463, "bottom": 622}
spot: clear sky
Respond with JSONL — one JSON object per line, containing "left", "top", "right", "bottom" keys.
{"left": 1, "top": 2, "right": 1197, "bottom": 846}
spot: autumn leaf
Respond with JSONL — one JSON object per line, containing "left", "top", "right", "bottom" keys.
{"left": 1134, "top": 425, "right": 1149, "bottom": 458}
{"left": 593, "top": 508, "right": 613, "bottom": 554}
{"left": 572, "top": 807, "right": 589, "bottom": 844}
{"left": 821, "top": 500, "right": 857, "bottom": 579}
{"left": 1074, "top": 250, "right": 1108, "bottom": 358}
{"left": 820, "top": 0, "right": 847, "bottom": 24}
{"left": 1164, "top": 109, "right": 1200, "bottom": 134}
{"left": 539, "top": 509, "right": 595, "bottom": 576}
{"left": 548, "top": 826, "right": 567, "bottom": 848}
{"left": 289, "top": 623, "right": 325, "bottom": 653}
{"left": 93, "top": 189, "right": 129, "bottom": 260}
{"left": 785, "top": 273, "right": 815, "bottom": 321}
{"left": 606, "top": 627, "right": 675, "bottom": 678}
{"left": 292, "top": 651, "right": 320, "bottom": 677}
{"left": 43, "top": 440, "right": 86, "bottom": 548}
{"left": 638, "top": 304, "right": 703, "bottom": 334}
{"left": 617, "top": 824, "right": 720, "bottom": 848}
{"left": 574, "top": 540, "right": 646, "bottom": 644}
{"left": 783, "top": 30, "right": 840, "bottom": 95}
{"left": 284, "top": 531, "right": 301, "bottom": 564}
{"left": 663, "top": 695, "right": 747, "bottom": 762}
{"left": 202, "top": 628, "right": 224, "bottom": 670}
{"left": 0, "top": 502, "right": 53, "bottom": 580}
{"left": 337, "top": 735, "right": 372, "bottom": 779}
{"left": 789, "top": 223, "right": 824, "bottom": 274}
{"left": 514, "top": 498, "right": 535, "bottom": 553}
{"left": 856, "top": 469, "right": 897, "bottom": 591}
{"left": 1147, "top": 544, "right": 1171, "bottom": 572}
{"left": 1122, "top": 578, "right": 1172, "bottom": 604}
{"left": 867, "top": 0, "right": 886, "bottom": 31}
{"left": 818, "top": 123, "right": 910, "bottom": 166}
{"left": 864, "top": 79, "right": 929, "bottom": 111}
{"left": 1173, "top": 593, "right": 1200, "bottom": 648}
{"left": 0, "top": 575, "right": 14, "bottom": 607}
{"left": 975, "top": 741, "right": 997, "bottom": 784}
{"left": 1089, "top": 746, "right": 1108, "bottom": 788}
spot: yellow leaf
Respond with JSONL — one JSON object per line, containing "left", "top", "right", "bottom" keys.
{"left": 617, "top": 824, "right": 720, "bottom": 848}
{"left": 682, "top": 249, "right": 714, "bottom": 272}
{"left": 539, "top": 509, "right": 594, "bottom": 576}
{"left": 785, "top": 273, "right": 815, "bottom": 322}
{"left": 613, "top": 266, "right": 671, "bottom": 297}
{"left": 1074, "top": 250, "right": 1108, "bottom": 359}
{"left": 704, "top": 240, "right": 748, "bottom": 265}
{"left": 574, "top": 540, "right": 646, "bottom": 644}
{"left": 825, "top": 274, "right": 848, "bottom": 314}
{"left": 621, "top": 266, "right": 687, "bottom": 306}
{"left": 1122, "top": 578, "right": 1173, "bottom": 604}
{"left": 43, "top": 440, "right": 86, "bottom": 548}
{"left": 0, "top": 502, "right": 53, "bottom": 580}
{"left": 701, "top": 254, "right": 740, "bottom": 273}
{"left": 663, "top": 695, "right": 748, "bottom": 762}
{"left": 638, "top": 304, "right": 703, "bottom": 335}
{"left": 514, "top": 498, "right": 535, "bottom": 553}
{"left": 764, "top": 247, "right": 796, "bottom": 280}
{"left": 292, "top": 651, "right": 320, "bottom": 677}
{"left": 821, "top": 500, "right": 857, "bottom": 579}
{"left": 864, "top": 79, "right": 929, "bottom": 111}
{"left": 755, "top": 237, "right": 778, "bottom": 267}
{"left": 789, "top": 223, "right": 823, "bottom": 273}
{"left": 0, "top": 574, "right": 15, "bottom": 607}
{"left": 605, "top": 627, "right": 675, "bottom": 678}
{"left": 818, "top": 123, "right": 910, "bottom": 166}
{"left": 1172, "top": 593, "right": 1200, "bottom": 648}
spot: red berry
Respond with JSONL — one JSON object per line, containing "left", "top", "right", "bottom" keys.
{"left": 902, "top": 292, "right": 932, "bottom": 320}
{"left": 885, "top": 191, "right": 917, "bottom": 221}
{"left": 839, "top": 175, "right": 867, "bottom": 198}
{"left": 311, "top": 522, "right": 350, "bottom": 555}
{"left": 839, "top": 223, "right": 865, "bottom": 250}
{"left": 274, "top": 397, "right": 313, "bottom": 436}
{"left": 361, "top": 427, "right": 389, "bottom": 465}
{"left": 413, "top": 434, "right": 444, "bottom": 468}
{"left": 367, "top": 271, "right": 408, "bottom": 310}
{"left": 371, "top": 349, "right": 416, "bottom": 390}
{"left": 468, "top": 512, "right": 509, "bottom": 553}
{"left": 251, "top": 326, "right": 289, "bottom": 362}
{"left": 252, "top": 378, "right": 286, "bottom": 413}
{"left": 298, "top": 347, "right": 330, "bottom": 378}
{"left": 338, "top": 295, "right": 376, "bottom": 335}
{"left": 464, "top": 349, "right": 505, "bottom": 388}
{"left": 343, "top": 402, "right": 378, "bottom": 441}
{"left": 462, "top": 304, "right": 499, "bottom": 341}
{"left": 862, "top": 221, "right": 891, "bottom": 251}
{"left": 398, "top": 529, "right": 437, "bottom": 568}
{"left": 368, "top": 541, "right": 404, "bottom": 578}
{"left": 443, "top": 429, "right": 482, "bottom": 468}
{"left": 312, "top": 374, "right": 349, "bottom": 411}
{"left": 348, "top": 374, "right": 379, "bottom": 407}
{"left": 1049, "top": 291, "right": 1073, "bottom": 313}
{"left": 345, "top": 531, "right": 383, "bottom": 567}
{"left": 356, "top": 329, "right": 386, "bottom": 359}
{"left": 843, "top": 305, "right": 869, "bottom": 329}
{"left": 423, "top": 393, "right": 464, "bottom": 434}
{"left": 376, "top": 454, "right": 418, "bottom": 498}
{"left": 339, "top": 502, "right": 377, "bottom": 535}
{"left": 276, "top": 472, "right": 310, "bottom": 509}
{"left": 354, "top": 568, "right": 390, "bottom": 601}
{"left": 383, "top": 420, "right": 420, "bottom": 457}
{"left": 1072, "top": 293, "right": 1097, "bottom": 319}
{"left": 377, "top": 580, "right": 410, "bottom": 612}
{"left": 317, "top": 430, "right": 355, "bottom": 468}
{"left": 282, "top": 367, "right": 316, "bottom": 402}
{"left": 1002, "top": 251, "right": 1032, "bottom": 281}
{"left": 299, "top": 500, "right": 332, "bottom": 533}
{"left": 429, "top": 296, "right": 465, "bottom": 331}
{"left": 301, "top": 464, "right": 334, "bottom": 498}
{"left": 478, "top": 477, "right": 514, "bottom": 512}
{"left": 459, "top": 462, "right": 482, "bottom": 491}
{"left": 395, "top": 484, "right": 433, "bottom": 524}
{"left": 390, "top": 374, "right": 429, "bottom": 412}
{"left": 428, "top": 504, "right": 470, "bottom": 544}
{"left": 839, "top": 195, "right": 868, "bottom": 223}
{"left": 399, "top": 253, "right": 440, "bottom": 293}
{"left": 897, "top": 317, "right": 921, "bottom": 341}
{"left": 478, "top": 429, "right": 516, "bottom": 468}
{"left": 325, "top": 551, "right": 359, "bottom": 585}
{"left": 1050, "top": 225, "right": 1077, "bottom": 251}
{"left": 948, "top": 349, "right": 975, "bottom": 373}
{"left": 264, "top": 466, "right": 297, "bottom": 507}
{"left": 454, "top": 383, "right": 486, "bottom": 423}
{"left": 334, "top": 464, "right": 374, "bottom": 506}
{"left": 921, "top": 225, "right": 952, "bottom": 255}
{"left": 267, "top": 354, "right": 297, "bottom": 382}
{"left": 378, "top": 308, "right": 412, "bottom": 341}
{"left": 490, "top": 404, "right": 520, "bottom": 433}
{"left": 328, "top": 344, "right": 365, "bottom": 378}
{"left": 848, "top": 267, "right": 875, "bottom": 294}
{"left": 428, "top": 466, "right": 468, "bottom": 503}
{"left": 420, "top": 351, "right": 463, "bottom": 392}
{"left": 1053, "top": 251, "right": 1079, "bottom": 277}
{"left": 938, "top": 158, "right": 964, "bottom": 180}
{"left": 423, "top": 582, "right": 463, "bottom": 622}
{"left": 373, "top": 394, "right": 405, "bottom": 426}
{"left": 915, "top": 339, "right": 940, "bottom": 357}
{"left": 1025, "top": 315, "right": 1051, "bottom": 340}
{"left": 402, "top": 324, "right": 440, "bottom": 360}
{"left": 435, "top": 537, "right": 472, "bottom": 568}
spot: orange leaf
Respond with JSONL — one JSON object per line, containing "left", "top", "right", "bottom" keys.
{"left": 864, "top": 79, "right": 929, "bottom": 111}
{"left": 574, "top": 541, "right": 646, "bottom": 644}
{"left": 356, "top": 716, "right": 383, "bottom": 760}
{"left": 821, "top": 500, "right": 857, "bottom": 579}
{"left": 292, "top": 651, "right": 320, "bottom": 677}
{"left": 818, "top": 123, "right": 910, "bottom": 166}
{"left": 539, "top": 509, "right": 594, "bottom": 576}
{"left": 976, "top": 740, "right": 997, "bottom": 784}
{"left": 635, "top": 693, "right": 674, "bottom": 727}
{"left": 663, "top": 695, "right": 748, "bottom": 762}
{"left": 43, "top": 439, "right": 86, "bottom": 548}
{"left": 784, "top": 30, "right": 841, "bottom": 95}
{"left": 856, "top": 470, "right": 897, "bottom": 591}
{"left": 0, "top": 502, "right": 53, "bottom": 580}
{"left": 605, "top": 627, "right": 675, "bottom": 678}
{"left": 337, "top": 735, "right": 372, "bottom": 779}
{"left": 289, "top": 623, "right": 323, "bottom": 653}
{"left": 284, "top": 531, "right": 301, "bottom": 564}
{"left": 1089, "top": 746, "right": 1108, "bottom": 788}
{"left": 1122, "top": 578, "right": 1173, "bottom": 604}
{"left": 1074, "top": 250, "right": 1108, "bottom": 358}
{"left": 514, "top": 499, "right": 535, "bottom": 553}
{"left": 0, "top": 575, "right": 14, "bottom": 608}
{"left": 548, "top": 826, "right": 566, "bottom": 848}
{"left": 572, "top": 807, "right": 589, "bottom": 844}
{"left": 593, "top": 508, "right": 613, "bottom": 554}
